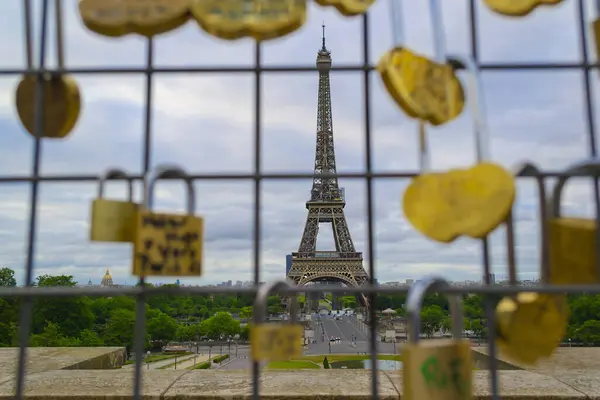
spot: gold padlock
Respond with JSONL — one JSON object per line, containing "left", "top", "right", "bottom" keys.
{"left": 377, "top": 0, "right": 465, "bottom": 126}
{"left": 89, "top": 168, "right": 138, "bottom": 243}
{"left": 593, "top": 18, "right": 600, "bottom": 74}
{"left": 132, "top": 165, "right": 204, "bottom": 277}
{"left": 16, "top": 0, "right": 81, "bottom": 139}
{"left": 495, "top": 162, "right": 569, "bottom": 365}
{"left": 403, "top": 276, "right": 472, "bottom": 400}
{"left": 250, "top": 279, "right": 303, "bottom": 362}
{"left": 548, "top": 158, "right": 600, "bottom": 285}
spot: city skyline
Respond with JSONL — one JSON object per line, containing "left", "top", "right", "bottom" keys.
{"left": 0, "top": 2, "right": 596, "bottom": 286}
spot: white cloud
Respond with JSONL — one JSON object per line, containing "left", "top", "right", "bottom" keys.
{"left": 0, "top": 1, "right": 597, "bottom": 288}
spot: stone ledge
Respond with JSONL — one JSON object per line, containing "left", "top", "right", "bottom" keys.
{"left": 0, "top": 370, "right": 595, "bottom": 399}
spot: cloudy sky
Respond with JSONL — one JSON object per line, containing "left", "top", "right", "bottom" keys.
{"left": 0, "top": 1, "right": 598, "bottom": 287}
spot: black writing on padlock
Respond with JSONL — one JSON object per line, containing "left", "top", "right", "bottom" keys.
{"left": 403, "top": 276, "right": 473, "bottom": 400}
{"left": 250, "top": 280, "right": 303, "bottom": 362}
{"left": 132, "top": 165, "right": 204, "bottom": 277}
{"left": 89, "top": 168, "right": 138, "bottom": 243}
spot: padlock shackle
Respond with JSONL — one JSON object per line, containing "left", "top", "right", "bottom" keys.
{"left": 144, "top": 164, "right": 195, "bottom": 213}
{"left": 97, "top": 168, "right": 133, "bottom": 201}
{"left": 447, "top": 54, "right": 488, "bottom": 162}
{"left": 550, "top": 157, "right": 600, "bottom": 218}
{"left": 512, "top": 162, "right": 549, "bottom": 281}
{"left": 405, "top": 276, "right": 463, "bottom": 343}
{"left": 389, "top": 0, "right": 446, "bottom": 63}
{"left": 252, "top": 279, "right": 298, "bottom": 324}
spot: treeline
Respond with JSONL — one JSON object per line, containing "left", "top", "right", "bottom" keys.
{"left": 375, "top": 291, "right": 600, "bottom": 343}
{"left": 0, "top": 267, "right": 285, "bottom": 351}
{"left": 1, "top": 267, "right": 599, "bottom": 348}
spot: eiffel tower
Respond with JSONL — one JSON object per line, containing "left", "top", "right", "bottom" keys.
{"left": 286, "top": 27, "right": 369, "bottom": 310}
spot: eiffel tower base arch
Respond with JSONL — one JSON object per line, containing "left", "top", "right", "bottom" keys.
{"left": 287, "top": 253, "right": 370, "bottom": 316}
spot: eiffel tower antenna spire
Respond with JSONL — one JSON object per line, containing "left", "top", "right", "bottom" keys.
{"left": 322, "top": 22, "right": 326, "bottom": 50}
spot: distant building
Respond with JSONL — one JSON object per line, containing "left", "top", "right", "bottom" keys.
{"left": 101, "top": 269, "right": 114, "bottom": 287}
{"left": 286, "top": 254, "right": 292, "bottom": 275}
{"left": 84, "top": 269, "right": 125, "bottom": 289}
{"left": 482, "top": 273, "right": 496, "bottom": 284}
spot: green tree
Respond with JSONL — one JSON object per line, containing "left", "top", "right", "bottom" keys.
{"left": 32, "top": 275, "right": 94, "bottom": 338}
{"left": 147, "top": 311, "right": 178, "bottom": 343}
{"left": 202, "top": 312, "right": 240, "bottom": 339}
{"left": 30, "top": 322, "right": 81, "bottom": 347}
{"left": 0, "top": 268, "right": 18, "bottom": 346}
{"left": 104, "top": 309, "right": 138, "bottom": 351}
{"left": 572, "top": 320, "right": 600, "bottom": 344}
{"left": 420, "top": 305, "right": 444, "bottom": 337}
{"left": 239, "top": 324, "right": 250, "bottom": 340}
{"left": 79, "top": 329, "right": 103, "bottom": 346}
{"left": 323, "top": 356, "right": 330, "bottom": 369}
{"left": 239, "top": 306, "right": 253, "bottom": 320}
{"left": 175, "top": 323, "right": 205, "bottom": 341}
{"left": 0, "top": 267, "right": 17, "bottom": 287}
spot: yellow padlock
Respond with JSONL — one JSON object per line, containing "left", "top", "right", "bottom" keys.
{"left": 482, "top": 0, "right": 565, "bottom": 17}
{"left": 89, "top": 168, "right": 138, "bottom": 243}
{"left": 16, "top": 0, "right": 81, "bottom": 139}
{"left": 78, "top": 0, "right": 191, "bottom": 38}
{"left": 593, "top": 18, "right": 600, "bottom": 73}
{"left": 548, "top": 158, "right": 600, "bottom": 285}
{"left": 250, "top": 279, "right": 303, "bottom": 362}
{"left": 403, "top": 276, "right": 472, "bottom": 400}
{"left": 495, "top": 163, "right": 569, "bottom": 365}
{"left": 377, "top": 0, "right": 465, "bottom": 126}
{"left": 190, "top": 0, "right": 307, "bottom": 42}
{"left": 132, "top": 165, "right": 204, "bottom": 277}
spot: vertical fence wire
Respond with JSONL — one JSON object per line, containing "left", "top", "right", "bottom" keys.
{"left": 131, "top": 37, "right": 156, "bottom": 400}
{"left": 467, "top": 1, "right": 500, "bottom": 397}
{"left": 360, "top": 11, "right": 380, "bottom": 400}
{"left": 6, "top": 1, "right": 599, "bottom": 399}
{"left": 252, "top": 41, "right": 263, "bottom": 400}
{"left": 15, "top": 0, "right": 49, "bottom": 398}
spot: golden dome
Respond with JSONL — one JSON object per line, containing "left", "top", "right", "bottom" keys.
{"left": 101, "top": 269, "right": 114, "bottom": 287}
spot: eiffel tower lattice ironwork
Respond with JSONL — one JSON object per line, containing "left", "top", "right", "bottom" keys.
{"left": 286, "top": 27, "right": 369, "bottom": 305}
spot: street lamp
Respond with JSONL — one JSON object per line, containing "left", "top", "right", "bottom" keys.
{"left": 208, "top": 339, "right": 213, "bottom": 361}
{"left": 234, "top": 334, "right": 240, "bottom": 358}
{"left": 146, "top": 350, "right": 151, "bottom": 370}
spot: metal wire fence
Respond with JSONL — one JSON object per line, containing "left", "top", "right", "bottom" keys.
{"left": 0, "top": 0, "right": 599, "bottom": 399}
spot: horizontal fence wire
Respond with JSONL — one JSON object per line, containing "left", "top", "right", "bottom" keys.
{"left": 6, "top": 1, "right": 598, "bottom": 400}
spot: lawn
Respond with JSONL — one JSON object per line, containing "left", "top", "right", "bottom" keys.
{"left": 266, "top": 360, "right": 320, "bottom": 370}
{"left": 298, "top": 354, "right": 402, "bottom": 363}
{"left": 124, "top": 352, "right": 192, "bottom": 365}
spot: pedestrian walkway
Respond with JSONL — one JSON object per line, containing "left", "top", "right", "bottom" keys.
{"left": 122, "top": 353, "right": 196, "bottom": 370}
{"left": 160, "top": 354, "right": 212, "bottom": 370}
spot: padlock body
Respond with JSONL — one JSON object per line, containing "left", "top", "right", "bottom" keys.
{"left": 378, "top": 47, "right": 465, "bottom": 126}
{"left": 403, "top": 339, "right": 472, "bottom": 400}
{"left": 496, "top": 293, "right": 569, "bottom": 365}
{"left": 90, "top": 198, "right": 138, "bottom": 242}
{"left": 549, "top": 218, "right": 598, "bottom": 284}
{"left": 593, "top": 19, "right": 600, "bottom": 68}
{"left": 132, "top": 210, "right": 203, "bottom": 277}
{"left": 250, "top": 323, "right": 303, "bottom": 362}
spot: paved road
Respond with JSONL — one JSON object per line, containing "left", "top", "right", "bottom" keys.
{"left": 304, "top": 313, "right": 401, "bottom": 356}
